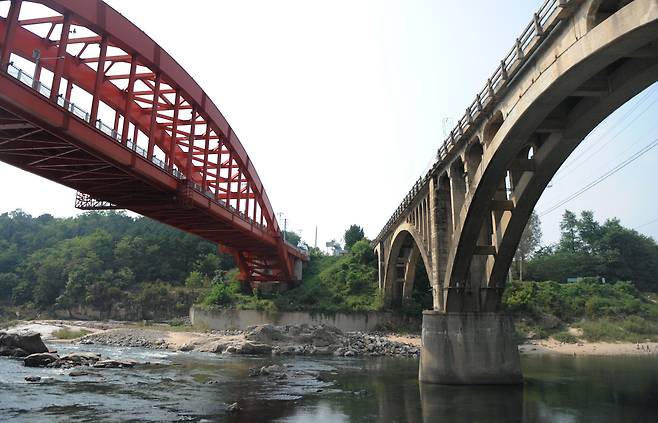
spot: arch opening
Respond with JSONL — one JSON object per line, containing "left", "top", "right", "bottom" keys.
{"left": 444, "top": 5, "right": 658, "bottom": 311}
{"left": 588, "top": 0, "right": 633, "bottom": 30}
{"left": 479, "top": 77, "right": 658, "bottom": 307}
{"left": 483, "top": 111, "right": 504, "bottom": 146}
{"left": 449, "top": 158, "right": 467, "bottom": 230}
{"left": 465, "top": 140, "right": 484, "bottom": 189}
{"left": 385, "top": 230, "right": 431, "bottom": 309}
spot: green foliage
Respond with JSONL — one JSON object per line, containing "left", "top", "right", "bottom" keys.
{"left": 575, "top": 318, "right": 658, "bottom": 342}
{"left": 277, "top": 239, "right": 378, "bottom": 312}
{"left": 0, "top": 210, "right": 233, "bottom": 318}
{"left": 503, "top": 280, "right": 652, "bottom": 320}
{"left": 504, "top": 279, "right": 658, "bottom": 341}
{"left": 0, "top": 273, "right": 19, "bottom": 303}
{"left": 526, "top": 210, "right": 658, "bottom": 292}
{"left": 553, "top": 331, "right": 579, "bottom": 343}
{"left": 282, "top": 230, "right": 302, "bottom": 247}
{"left": 52, "top": 328, "right": 91, "bottom": 339}
{"left": 202, "top": 274, "right": 238, "bottom": 307}
{"left": 199, "top": 235, "right": 380, "bottom": 313}
{"left": 185, "top": 271, "right": 208, "bottom": 289}
{"left": 344, "top": 225, "right": 365, "bottom": 250}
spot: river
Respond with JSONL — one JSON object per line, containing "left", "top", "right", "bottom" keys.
{"left": 0, "top": 343, "right": 656, "bottom": 422}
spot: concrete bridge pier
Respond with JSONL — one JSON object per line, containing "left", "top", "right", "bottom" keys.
{"left": 419, "top": 312, "right": 522, "bottom": 385}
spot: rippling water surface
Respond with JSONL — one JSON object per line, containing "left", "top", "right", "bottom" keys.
{"left": 0, "top": 343, "right": 656, "bottom": 422}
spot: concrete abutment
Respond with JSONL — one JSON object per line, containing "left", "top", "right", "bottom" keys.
{"left": 419, "top": 312, "right": 522, "bottom": 385}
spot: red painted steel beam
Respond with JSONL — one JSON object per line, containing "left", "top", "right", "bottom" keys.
{"left": 0, "top": 0, "right": 23, "bottom": 69}
{"left": 50, "top": 14, "right": 71, "bottom": 102}
{"left": 0, "top": 0, "right": 307, "bottom": 283}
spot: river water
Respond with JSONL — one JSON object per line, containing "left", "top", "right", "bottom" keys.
{"left": 0, "top": 343, "right": 656, "bottom": 422}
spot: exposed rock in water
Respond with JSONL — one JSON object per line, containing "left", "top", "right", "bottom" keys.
{"left": 24, "top": 353, "right": 59, "bottom": 367}
{"left": 226, "top": 402, "right": 242, "bottom": 413}
{"left": 63, "top": 323, "right": 420, "bottom": 359}
{"left": 69, "top": 370, "right": 90, "bottom": 377}
{"left": 93, "top": 359, "right": 137, "bottom": 369}
{"left": 0, "top": 346, "right": 28, "bottom": 358}
{"left": 233, "top": 342, "right": 272, "bottom": 355}
{"left": 0, "top": 331, "right": 49, "bottom": 357}
{"left": 24, "top": 376, "right": 41, "bottom": 383}
{"left": 245, "top": 324, "right": 286, "bottom": 343}
{"left": 60, "top": 352, "right": 101, "bottom": 363}
{"left": 295, "top": 326, "right": 342, "bottom": 347}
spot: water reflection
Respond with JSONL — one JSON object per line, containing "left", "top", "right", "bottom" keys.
{"left": 420, "top": 384, "right": 523, "bottom": 423}
{"left": 283, "top": 355, "right": 658, "bottom": 423}
{"left": 1, "top": 345, "right": 657, "bottom": 422}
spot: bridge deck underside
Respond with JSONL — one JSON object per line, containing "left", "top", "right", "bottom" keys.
{"left": 0, "top": 103, "right": 280, "bottom": 263}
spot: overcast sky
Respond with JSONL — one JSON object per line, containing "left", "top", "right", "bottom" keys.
{"left": 1, "top": 0, "right": 657, "bottom": 250}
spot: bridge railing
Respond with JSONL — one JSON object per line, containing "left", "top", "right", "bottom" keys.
{"left": 4, "top": 62, "right": 271, "bottom": 233}
{"left": 374, "top": 0, "right": 574, "bottom": 244}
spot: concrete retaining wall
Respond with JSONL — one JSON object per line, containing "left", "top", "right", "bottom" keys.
{"left": 190, "top": 306, "right": 409, "bottom": 332}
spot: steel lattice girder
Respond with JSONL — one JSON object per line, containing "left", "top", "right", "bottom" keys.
{"left": 0, "top": 0, "right": 306, "bottom": 282}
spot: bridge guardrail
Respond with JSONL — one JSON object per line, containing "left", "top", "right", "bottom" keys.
{"left": 374, "top": 0, "right": 574, "bottom": 245}
{"left": 4, "top": 62, "right": 273, "bottom": 233}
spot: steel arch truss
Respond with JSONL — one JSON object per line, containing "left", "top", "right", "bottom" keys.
{"left": 0, "top": 0, "right": 306, "bottom": 282}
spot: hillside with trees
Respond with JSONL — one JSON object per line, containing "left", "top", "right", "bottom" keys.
{"left": 0, "top": 210, "right": 233, "bottom": 319}
{"left": 1, "top": 209, "right": 657, "bottom": 344}
{"left": 525, "top": 210, "right": 658, "bottom": 292}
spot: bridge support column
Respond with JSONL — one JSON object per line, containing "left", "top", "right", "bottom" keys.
{"left": 419, "top": 311, "right": 522, "bottom": 385}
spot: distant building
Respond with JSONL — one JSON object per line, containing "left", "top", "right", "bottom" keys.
{"left": 566, "top": 276, "right": 606, "bottom": 284}
{"left": 325, "top": 240, "right": 345, "bottom": 256}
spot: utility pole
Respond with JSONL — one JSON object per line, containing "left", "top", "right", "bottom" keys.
{"left": 314, "top": 226, "right": 318, "bottom": 249}
{"left": 277, "top": 212, "right": 287, "bottom": 241}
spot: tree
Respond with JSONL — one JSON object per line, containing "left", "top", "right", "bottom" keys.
{"left": 576, "top": 210, "right": 602, "bottom": 253}
{"left": 558, "top": 210, "right": 582, "bottom": 253}
{"left": 283, "top": 230, "right": 302, "bottom": 247}
{"left": 185, "top": 270, "right": 207, "bottom": 289}
{"left": 515, "top": 212, "right": 542, "bottom": 282}
{"left": 344, "top": 225, "right": 365, "bottom": 250}
{"left": 526, "top": 211, "right": 658, "bottom": 292}
{"left": 0, "top": 273, "right": 19, "bottom": 304}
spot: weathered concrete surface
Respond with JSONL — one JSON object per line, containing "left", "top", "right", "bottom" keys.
{"left": 190, "top": 307, "right": 412, "bottom": 332}
{"left": 374, "top": 0, "right": 658, "bottom": 314}
{"left": 419, "top": 312, "right": 522, "bottom": 385}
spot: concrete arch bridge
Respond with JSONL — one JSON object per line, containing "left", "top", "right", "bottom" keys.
{"left": 374, "top": 0, "right": 658, "bottom": 384}
{"left": 0, "top": 0, "right": 306, "bottom": 285}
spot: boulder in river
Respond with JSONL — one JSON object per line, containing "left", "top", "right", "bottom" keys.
{"left": 24, "top": 352, "right": 59, "bottom": 367}
{"left": 226, "top": 402, "right": 242, "bottom": 413}
{"left": 245, "top": 324, "right": 287, "bottom": 343}
{"left": 59, "top": 352, "right": 101, "bottom": 366}
{"left": 234, "top": 341, "right": 272, "bottom": 355}
{"left": 294, "top": 325, "right": 342, "bottom": 347}
{"left": 93, "top": 359, "right": 137, "bottom": 368}
{"left": 0, "top": 331, "right": 48, "bottom": 356}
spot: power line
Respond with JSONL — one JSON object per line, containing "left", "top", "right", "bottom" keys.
{"left": 634, "top": 216, "right": 658, "bottom": 231}
{"left": 539, "top": 137, "right": 658, "bottom": 217}
{"left": 551, "top": 87, "right": 658, "bottom": 184}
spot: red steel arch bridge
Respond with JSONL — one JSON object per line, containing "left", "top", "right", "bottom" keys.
{"left": 0, "top": 0, "right": 307, "bottom": 284}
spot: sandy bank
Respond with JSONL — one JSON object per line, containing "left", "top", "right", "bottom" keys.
{"left": 6, "top": 320, "right": 657, "bottom": 358}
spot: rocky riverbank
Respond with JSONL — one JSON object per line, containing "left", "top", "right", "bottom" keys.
{"left": 77, "top": 323, "right": 422, "bottom": 358}
{"left": 6, "top": 320, "right": 656, "bottom": 360}
{"left": 1, "top": 329, "right": 147, "bottom": 384}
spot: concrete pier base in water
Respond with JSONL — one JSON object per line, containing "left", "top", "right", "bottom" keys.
{"left": 419, "top": 312, "right": 522, "bottom": 385}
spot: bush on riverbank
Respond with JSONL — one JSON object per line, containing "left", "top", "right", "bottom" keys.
{"left": 52, "top": 328, "right": 91, "bottom": 339}
{"left": 503, "top": 279, "right": 658, "bottom": 342}
{"left": 200, "top": 240, "right": 382, "bottom": 314}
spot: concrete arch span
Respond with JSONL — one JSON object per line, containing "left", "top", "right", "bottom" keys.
{"left": 444, "top": 0, "right": 658, "bottom": 311}
{"left": 382, "top": 223, "right": 434, "bottom": 307}
{"left": 373, "top": 0, "right": 658, "bottom": 384}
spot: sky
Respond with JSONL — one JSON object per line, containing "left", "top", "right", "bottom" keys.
{"left": 1, "top": 0, "right": 657, "bottom": 250}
